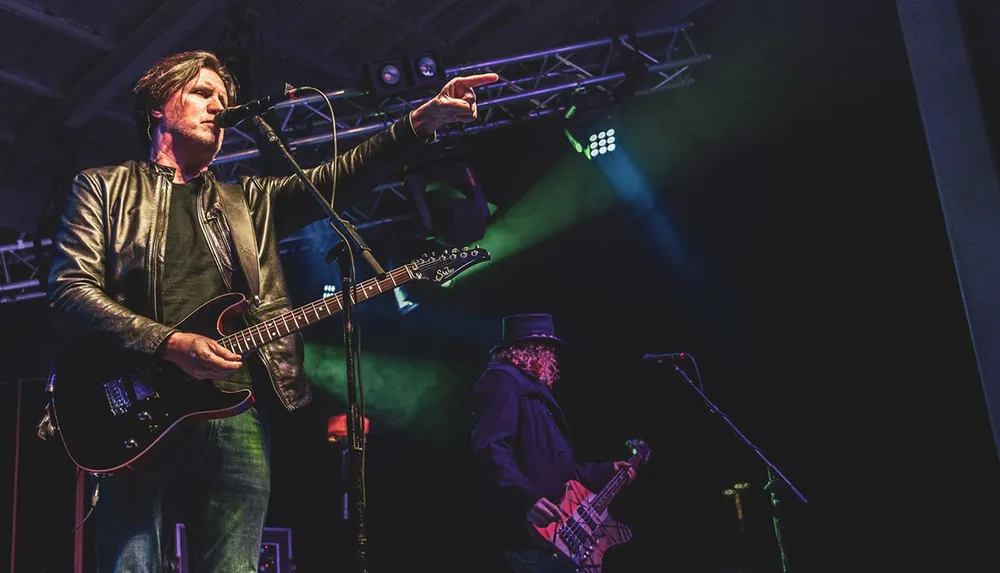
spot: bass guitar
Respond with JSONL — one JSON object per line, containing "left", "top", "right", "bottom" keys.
{"left": 51, "top": 247, "right": 490, "bottom": 474}
{"left": 519, "top": 439, "right": 652, "bottom": 573}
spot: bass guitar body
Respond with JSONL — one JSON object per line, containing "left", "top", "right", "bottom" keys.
{"left": 523, "top": 480, "right": 632, "bottom": 572}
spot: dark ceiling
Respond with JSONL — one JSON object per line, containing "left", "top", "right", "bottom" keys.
{"left": 0, "top": 0, "right": 713, "bottom": 235}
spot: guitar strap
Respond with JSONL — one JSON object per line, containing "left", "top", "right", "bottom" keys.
{"left": 217, "top": 183, "right": 261, "bottom": 304}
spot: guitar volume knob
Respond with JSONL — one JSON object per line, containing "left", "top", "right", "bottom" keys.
{"left": 124, "top": 439, "right": 138, "bottom": 449}
{"left": 137, "top": 411, "right": 151, "bottom": 421}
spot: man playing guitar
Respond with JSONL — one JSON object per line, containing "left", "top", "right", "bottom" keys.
{"left": 46, "top": 49, "right": 496, "bottom": 572}
{"left": 471, "top": 314, "right": 638, "bottom": 573}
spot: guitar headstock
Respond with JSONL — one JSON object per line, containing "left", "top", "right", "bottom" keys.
{"left": 409, "top": 247, "right": 491, "bottom": 284}
{"left": 626, "top": 438, "right": 652, "bottom": 466}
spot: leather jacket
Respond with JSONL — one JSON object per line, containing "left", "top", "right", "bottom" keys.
{"left": 47, "top": 117, "right": 424, "bottom": 411}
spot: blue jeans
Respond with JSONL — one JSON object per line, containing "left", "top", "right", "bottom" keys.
{"left": 93, "top": 408, "right": 271, "bottom": 573}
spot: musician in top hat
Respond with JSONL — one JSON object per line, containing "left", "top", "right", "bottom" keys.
{"left": 471, "top": 313, "right": 635, "bottom": 572}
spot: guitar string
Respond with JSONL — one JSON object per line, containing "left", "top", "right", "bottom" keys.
{"left": 217, "top": 255, "right": 452, "bottom": 352}
{"left": 561, "top": 450, "right": 644, "bottom": 551}
{"left": 217, "top": 264, "right": 413, "bottom": 352}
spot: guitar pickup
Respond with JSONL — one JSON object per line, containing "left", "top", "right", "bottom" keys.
{"left": 579, "top": 508, "right": 599, "bottom": 530}
{"left": 103, "top": 379, "right": 132, "bottom": 417}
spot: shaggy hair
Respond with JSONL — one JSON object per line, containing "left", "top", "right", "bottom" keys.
{"left": 132, "top": 51, "right": 238, "bottom": 151}
{"left": 493, "top": 342, "right": 561, "bottom": 386}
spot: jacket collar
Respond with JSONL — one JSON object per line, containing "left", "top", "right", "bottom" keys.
{"left": 139, "top": 159, "right": 216, "bottom": 182}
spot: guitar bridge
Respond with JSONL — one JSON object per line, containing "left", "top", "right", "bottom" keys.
{"left": 103, "top": 379, "right": 132, "bottom": 417}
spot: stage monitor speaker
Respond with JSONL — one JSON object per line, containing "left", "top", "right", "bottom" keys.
{"left": 171, "top": 524, "right": 293, "bottom": 573}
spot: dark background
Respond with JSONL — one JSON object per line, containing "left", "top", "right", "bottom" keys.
{"left": 3, "top": 0, "right": 1000, "bottom": 571}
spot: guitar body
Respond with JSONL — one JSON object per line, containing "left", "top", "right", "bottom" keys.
{"left": 526, "top": 480, "right": 633, "bottom": 572}
{"left": 48, "top": 248, "right": 492, "bottom": 474}
{"left": 51, "top": 293, "right": 254, "bottom": 474}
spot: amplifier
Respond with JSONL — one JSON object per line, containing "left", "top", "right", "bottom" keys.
{"left": 172, "top": 524, "right": 293, "bottom": 572}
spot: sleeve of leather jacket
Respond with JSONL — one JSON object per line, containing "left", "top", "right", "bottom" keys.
{"left": 472, "top": 368, "right": 545, "bottom": 517}
{"left": 47, "top": 172, "right": 176, "bottom": 358}
{"left": 259, "top": 113, "right": 426, "bottom": 239}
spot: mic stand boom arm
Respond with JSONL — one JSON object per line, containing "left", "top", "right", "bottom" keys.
{"left": 252, "top": 115, "right": 377, "bottom": 573}
{"left": 669, "top": 363, "right": 806, "bottom": 573}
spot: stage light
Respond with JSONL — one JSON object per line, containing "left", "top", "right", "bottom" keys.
{"left": 366, "top": 51, "right": 445, "bottom": 99}
{"left": 562, "top": 98, "right": 620, "bottom": 161}
{"left": 416, "top": 56, "right": 437, "bottom": 78}
{"left": 585, "top": 127, "right": 618, "bottom": 159}
{"left": 408, "top": 50, "right": 445, "bottom": 90}
{"left": 380, "top": 63, "right": 403, "bottom": 86}
{"left": 365, "top": 56, "right": 410, "bottom": 98}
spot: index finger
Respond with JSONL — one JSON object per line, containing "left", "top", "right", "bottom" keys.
{"left": 453, "top": 73, "right": 499, "bottom": 89}
{"left": 210, "top": 339, "right": 242, "bottom": 361}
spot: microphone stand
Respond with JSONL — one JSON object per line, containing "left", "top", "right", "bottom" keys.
{"left": 668, "top": 363, "right": 806, "bottom": 573}
{"left": 252, "top": 115, "right": 381, "bottom": 573}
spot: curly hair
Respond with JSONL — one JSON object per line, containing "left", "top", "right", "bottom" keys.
{"left": 132, "top": 51, "right": 238, "bottom": 151}
{"left": 493, "top": 342, "right": 561, "bottom": 386}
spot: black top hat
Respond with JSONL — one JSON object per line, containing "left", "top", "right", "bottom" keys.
{"left": 489, "top": 313, "right": 567, "bottom": 355}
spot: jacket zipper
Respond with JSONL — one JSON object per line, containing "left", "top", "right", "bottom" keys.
{"left": 150, "top": 173, "right": 171, "bottom": 323}
{"left": 199, "top": 200, "right": 233, "bottom": 292}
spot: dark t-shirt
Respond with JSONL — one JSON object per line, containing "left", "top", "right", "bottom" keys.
{"left": 162, "top": 178, "right": 251, "bottom": 390}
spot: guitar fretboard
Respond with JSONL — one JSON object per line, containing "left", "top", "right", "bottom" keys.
{"left": 218, "top": 265, "right": 413, "bottom": 354}
{"left": 591, "top": 450, "right": 645, "bottom": 515}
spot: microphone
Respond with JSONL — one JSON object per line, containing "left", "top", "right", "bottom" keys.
{"left": 214, "top": 83, "right": 299, "bottom": 129}
{"left": 641, "top": 352, "right": 688, "bottom": 365}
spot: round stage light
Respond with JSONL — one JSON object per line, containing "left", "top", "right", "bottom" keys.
{"left": 417, "top": 56, "right": 437, "bottom": 78}
{"left": 380, "top": 64, "right": 402, "bottom": 85}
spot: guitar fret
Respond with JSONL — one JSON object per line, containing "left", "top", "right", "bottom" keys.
{"left": 592, "top": 451, "right": 643, "bottom": 514}
{"left": 214, "top": 254, "right": 476, "bottom": 360}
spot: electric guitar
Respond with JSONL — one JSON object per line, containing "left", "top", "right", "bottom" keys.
{"left": 517, "top": 439, "right": 652, "bottom": 573}
{"left": 50, "top": 247, "right": 490, "bottom": 474}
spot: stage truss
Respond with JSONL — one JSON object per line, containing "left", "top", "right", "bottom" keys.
{"left": 0, "top": 23, "right": 708, "bottom": 304}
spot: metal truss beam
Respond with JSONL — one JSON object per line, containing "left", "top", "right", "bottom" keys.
{"left": 1, "top": 24, "right": 709, "bottom": 305}
{"left": 0, "top": 238, "right": 50, "bottom": 305}
{"left": 211, "top": 23, "right": 709, "bottom": 172}
{"left": 0, "top": 206, "right": 414, "bottom": 303}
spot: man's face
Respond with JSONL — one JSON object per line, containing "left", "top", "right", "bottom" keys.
{"left": 152, "top": 67, "right": 228, "bottom": 156}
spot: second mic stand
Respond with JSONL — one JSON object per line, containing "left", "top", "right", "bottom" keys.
{"left": 253, "top": 115, "right": 381, "bottom": 573}
{"left": 669, "top": 362, "right": 806, "bottom": 573}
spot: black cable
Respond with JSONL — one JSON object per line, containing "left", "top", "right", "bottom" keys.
{"left": 296, "top": 85, "right": 368, "bottom": 508}
{"left": 36, "top": 471, "right": 103, "bottom": 573}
